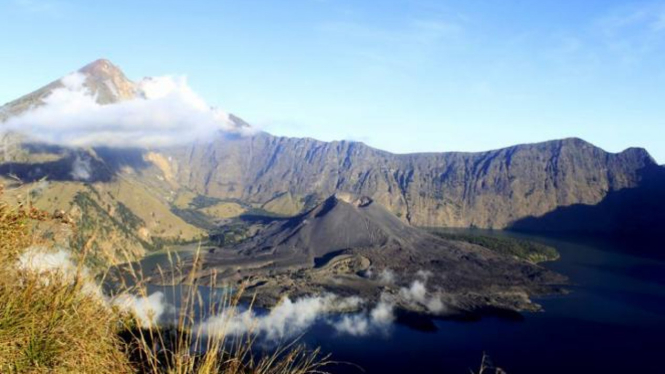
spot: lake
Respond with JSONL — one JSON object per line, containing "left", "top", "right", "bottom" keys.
{"left": 140, "top": 231, "right": 665, "bottom": 373}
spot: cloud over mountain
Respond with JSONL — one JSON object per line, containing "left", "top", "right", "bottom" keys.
{"left": 3, "top": 71, "right": 253, "bottom": 148}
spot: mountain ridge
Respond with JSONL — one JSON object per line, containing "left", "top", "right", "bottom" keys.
{"left": 161, "top": 131, "right": 657, "bottom": 229}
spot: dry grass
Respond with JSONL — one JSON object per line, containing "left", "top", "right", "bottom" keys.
{"left": 0, "top": 272, "right": 133, "bottom": 373}
{"left": 0, "top": 184, "right": 133, "bottom": 373}
{"left": 0, "top": 184, "right": 332, "bottom": 374}
{"left": 115, "top": 248, "right": 332, "bottom": 374}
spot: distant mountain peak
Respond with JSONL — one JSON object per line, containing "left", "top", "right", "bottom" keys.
{"left": 0, "top": 58, "right": 137, "bottom": 117}
{"left": 79, "top": 58, "right": 123, "bottom": 78}
{"left": 77, "top": 58, "right": 136, "bottom": 103}
{"left": 80, "top": 58, "right": 112, "bottom": 70}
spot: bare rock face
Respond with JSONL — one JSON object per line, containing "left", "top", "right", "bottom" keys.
{"left": 164, "top": 133, "right": 657, "bottom": 230}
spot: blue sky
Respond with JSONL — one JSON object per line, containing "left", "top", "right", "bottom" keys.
{"left": 1, "top": 0, "right": 664, "bottom": 162}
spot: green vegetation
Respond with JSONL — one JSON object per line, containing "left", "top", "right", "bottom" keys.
{"left": 115, "top": 201, "right": 146, "bottom": 231}
{"left": 241, "top": 207, "right": 291, "bottom": 219}
{"left": 171, "top": 206, "right": 218, "bottom": 231}
{"left": 72, "top": 190, "right": 152, "bottom": 262}
{"left": 209, "top": 225, "right": 252, "bottom": 247}
{"left": 190, "top": 195, "right": 224, "bottom": 210}
{"left": 261, "top": 193, "right": 304, "bottom": 216}
{"left": 431, "top": 230, "right": 559, "bottom": 263}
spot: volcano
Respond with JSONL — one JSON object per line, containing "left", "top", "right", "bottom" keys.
{"left": 235, "top": 193, "right": 421, "bottom": 258}
{"left": 181, "top": 195, "right": 566, "bottom": 314}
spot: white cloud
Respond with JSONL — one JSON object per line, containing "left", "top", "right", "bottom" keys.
{"left": 425, "top": 297, "right": 445, "bottom": 313}
{"left": 399, "top": 277, "right": 446, "bottom": 313}
{"left": 17, "top": 246, "right": 171, "bottom": 327}
{"left": 3, "top": 73, "right": 254, "bottom": 148}
{"left": 597, "top": 2, "right": 665, "bottom": 35}
{"left": 112, "top": 292, "right": 170, "bottom": 328}
{"left": 378, "top": 268, "right": 396, "bottom": 284}
{"left": 198, "top": 294, "right": 395, "bottom": 341}
{"left": 14, "top": 246, "right": 395, "bottom": 339}
{"left": 400, "top": 280, "right": 427, "bottom": 304}
{"left": 370, "top": 297, "right": 395, "bottom": 325}
{"left": 199, "top": 295, "right": 337, "bottom": 341}
{"left": 18, "top": 246, "right": 77, "bottom": 275}
{"left": 70, "top": 154, "right": 91, "bottom": 181}
{"left": 415, "top": 269, "right": 432, "bottom": 280}
{"left": 334, "top": 314, "right": 370, "bottom": 336}
{"left": 17, "top": 246, "right": 102, "bottom": 298}
{"left": 592, "top": 2, "right": 665, "bottom": 63}
{"left": 336, "top": 295, "right": 365, "bottom": 310}
{"left": 333, "top": 296, "right": 395, "bottom": 336}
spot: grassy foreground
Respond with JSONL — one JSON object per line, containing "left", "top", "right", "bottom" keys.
{"left": 0, "top": 184, "right": 330, "bottom": 374}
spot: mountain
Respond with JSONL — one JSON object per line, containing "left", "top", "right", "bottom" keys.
{"left": 227, "top": 193, "right": 424, "bottom": 266}
{"left": 0, "top": 59, "right": 663, "bottom": 268}
{"left": 161, "top": 132, "right": 659, "bottom": 230}
{"left": 0, "top": 59, "right": 136, "bottom": 121}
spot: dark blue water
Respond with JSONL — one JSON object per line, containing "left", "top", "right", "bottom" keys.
{"left": 140, "top": 232, "right": 665, "bottom": 373}
{"left": 297, "top": 232, "right": 665, "bottom": 374}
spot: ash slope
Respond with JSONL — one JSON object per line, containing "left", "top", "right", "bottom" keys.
{"left": 183, "top": 195, "right": 565, "bottom": 314}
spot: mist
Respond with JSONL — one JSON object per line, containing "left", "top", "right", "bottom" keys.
{"left": 17, "top": 246, "right": 103, "bottom": 298}
{"left": 16, "top": 246, "right": 171, "bottom": 327}
{"left": 112, "top": 292, "right": 170, "bottom": 328}
{"left": 70, "top": 154, "right": 92, "bottom": 181}
{"left": 333, "top": 295, "right": 396, "bottom": 336}
{"left": 399, "top": 274, "right": 446, "bottom": 313}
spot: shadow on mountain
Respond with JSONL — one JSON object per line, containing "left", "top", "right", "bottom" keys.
{"left": 0, "top": 153, "right": 112, "bottom": 183}
{"left": 93, "top": 146, "right": 152, "bottom": 172}
{"left": 0, "top": 145, "right": 152, "bottom": 184}
{"left": 22, "top": 142, "right": 70, "bottom": 155}
{"left": 510, "top": 164, "right": 665, "bottom": 237}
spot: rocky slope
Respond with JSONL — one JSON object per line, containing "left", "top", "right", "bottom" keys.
{"left": 162, "top": 132, "right": 658, "bottom": 229}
